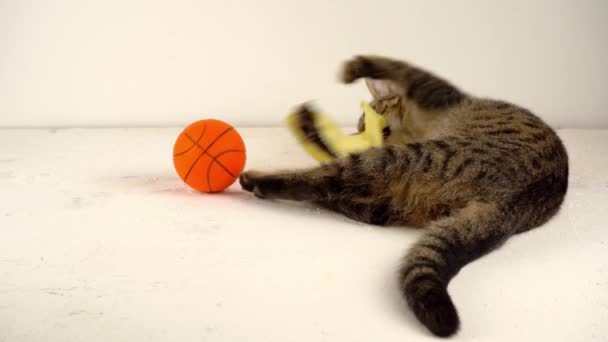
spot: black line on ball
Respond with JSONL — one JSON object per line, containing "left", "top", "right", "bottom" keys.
{"left": 183, "top": 127, "right": 234, "bottom": 184}
{"left": 173, "top": 123, "right": 207, "bottom": 157}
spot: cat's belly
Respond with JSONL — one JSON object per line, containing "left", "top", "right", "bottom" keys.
{"left": 387, "top": 177, "right": 468, "bottom": 227}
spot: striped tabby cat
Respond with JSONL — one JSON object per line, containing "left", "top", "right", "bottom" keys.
{"left": 239, "top": 55, "right": 568, "bottom": 337}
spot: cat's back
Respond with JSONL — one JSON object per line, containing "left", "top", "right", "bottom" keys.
{"left": 455, "top": 98, "right": 568, "bottom": 177}
{"left": 452, "top": 98, "right": 569, "bottom": 229}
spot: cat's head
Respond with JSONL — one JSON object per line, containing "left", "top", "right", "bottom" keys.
{"left": 358, "top": 79, "right": 405, "bottom": 137}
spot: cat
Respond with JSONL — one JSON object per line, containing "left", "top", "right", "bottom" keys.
{"left": 239, "top": 55, "right": 569, "bottom": 337}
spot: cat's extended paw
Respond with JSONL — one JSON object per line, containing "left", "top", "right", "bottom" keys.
{"left": 239, "top": 171, "right": 256, "bottom": 192}
{"left": 239, "top": 171, "right": 272, "bottom": 199}
{"left": 340, "top": 55, "right": 380, "bottom": 83}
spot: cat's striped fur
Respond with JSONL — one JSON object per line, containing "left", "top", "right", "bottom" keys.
{"left": 239, "top": 56, "right": 568, "bottom": 337}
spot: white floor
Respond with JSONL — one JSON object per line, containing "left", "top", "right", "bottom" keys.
{"left": 1, "top": 127, "right": 607, "bottom": 342}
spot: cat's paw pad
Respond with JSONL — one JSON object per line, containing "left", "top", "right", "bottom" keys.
{"left": 252, "top": 185, "right": 267, "bottom": 199}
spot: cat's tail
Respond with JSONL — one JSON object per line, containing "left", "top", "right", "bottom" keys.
{"left": 399, "top": 201, "right": 513, "bottom": 337}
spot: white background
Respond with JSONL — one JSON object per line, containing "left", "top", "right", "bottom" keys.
{"left": 1, "top": 0, "right": 606, "bottom": 128}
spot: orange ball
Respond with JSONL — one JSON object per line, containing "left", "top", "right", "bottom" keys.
{"left": 173, "top": 119, "right": 246, "bottom": 193}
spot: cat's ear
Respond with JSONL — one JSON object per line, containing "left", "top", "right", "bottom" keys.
{"left": 365, "top": 79, "right": 401, "bottom": 99}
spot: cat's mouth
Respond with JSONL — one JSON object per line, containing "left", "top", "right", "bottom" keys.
{"left": 383, "top": 126, "right": 391, "bottom": 139}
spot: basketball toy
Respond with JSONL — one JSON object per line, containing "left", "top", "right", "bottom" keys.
{"left": 173, "top": 119, "right": 246, "bottom": 193}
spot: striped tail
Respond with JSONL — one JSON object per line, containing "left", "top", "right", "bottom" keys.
{"left": 399, "top": 202, "right": 512, "bottom": 337}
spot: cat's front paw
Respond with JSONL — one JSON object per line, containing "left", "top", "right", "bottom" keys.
{"left": 341, "top": 55, "right": 376, "bottom": 83}
{"left": 239, "top": 171, "right": 270, "bottom": 198}
{"left": 239, "top": 171, "right": 255, "bottom": 192}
